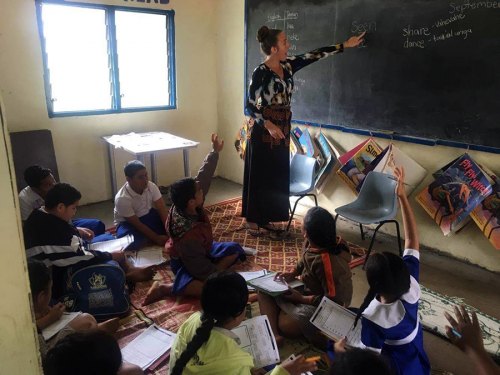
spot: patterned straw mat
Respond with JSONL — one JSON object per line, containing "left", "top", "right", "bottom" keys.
{"left": 116, "top": 198, "right": 499, "bottom": 374}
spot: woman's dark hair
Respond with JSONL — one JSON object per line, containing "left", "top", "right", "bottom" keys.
{"left": 170, "top": 178, "right": 197, "bottom": 211}
{"left": 171, "top": 272, "right": 249, "bottom": 375}
{"left": 27, "top": 259, "right": 51, "bottom": 298}
{"left": 44, "top": 330, "right": 122, "bottom": 375}
{"left": 24, "top": 165, "right": 52, "bottom": 188}
{"left": 303, "top": 207, "right": 348, "bottom": 255}
{"left": 124, "top": 160, "right": 146, "bottom": 178}
{"left": 257, "top": 26, "right": 282, "bottom": 55}
{"left": 354, "top": 252, "right": 410, "bottom": 327}
{"left": 45, "top": 183, "right": 82, "bottom": 209}
{"left": 329, "top": 348, "right": 393, "bottom": 375}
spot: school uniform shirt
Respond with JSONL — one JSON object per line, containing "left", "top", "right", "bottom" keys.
{"left": 24, "top": 208, "right": 111, "bottom": 298}
{"left": 113, "top": 181, "right": 162, "bottom": 225}
{"left": 360, "top": 249, "right": 431, "bottom": 375}
{"left": 295, "top": 238, "right": 353, "bottom": 307}
{"left": 19, "top": 186, "right": 44, "bottom": 221}
{"left": 169, "top": 312, "right": 289, "bottom": 375}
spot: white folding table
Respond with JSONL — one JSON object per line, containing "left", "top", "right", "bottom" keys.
{"left": 103, "top": 132, "right": 199, "bottom": 196}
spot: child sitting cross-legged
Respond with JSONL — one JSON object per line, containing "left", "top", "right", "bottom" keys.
{"left": 24, "top": 183, "right": 154, "bottom": 301}
{"left": 143, "top": 134, "right": 246, "bottom": 305}
{"left": 169, "top": 271, "right": 317, "bottom": 375}
{"left": 258, "top": 206, "right": 353, "bottom": 348}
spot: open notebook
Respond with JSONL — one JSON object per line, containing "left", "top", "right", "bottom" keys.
{"left": 246, "top": 273, "right": 304, "bottom": 297}
{"left": 310, "top": 297, "right": 363, "bottom": 348}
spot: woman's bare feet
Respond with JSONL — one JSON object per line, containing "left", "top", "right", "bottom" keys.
{"left": 142, "top": 281, "right": 173, "bottom": 306}
{"left": 97, "top": 317, "right": 121, "bottom": 335}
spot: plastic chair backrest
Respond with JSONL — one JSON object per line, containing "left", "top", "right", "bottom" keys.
{"left": 290, "top": 154, "right": 316, "bottom": 191}
{"left": 355, "top": 171, "right": 398, "bottom": 211}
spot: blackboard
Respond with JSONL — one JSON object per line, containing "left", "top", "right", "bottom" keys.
{"left": 245, "top": 0, "right": 500, "bottom": 151}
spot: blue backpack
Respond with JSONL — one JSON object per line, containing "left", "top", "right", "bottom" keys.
{"left": 63, "top": 261, "right": 130, "bottom": 320}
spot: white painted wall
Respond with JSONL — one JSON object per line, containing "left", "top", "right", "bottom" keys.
{"left": 0, "top": 0, "right": 219, "bottom": 205}
{"left": 214, "top": 0, "right": 500, "bottom": 272}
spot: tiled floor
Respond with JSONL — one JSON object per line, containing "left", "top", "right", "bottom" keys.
{"left": 78, "top": 177, "right": 500, "bottom": 374}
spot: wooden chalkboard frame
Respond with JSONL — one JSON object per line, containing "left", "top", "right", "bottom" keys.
{"left": 243, "top": 0, "right": 500, "bottom": 154}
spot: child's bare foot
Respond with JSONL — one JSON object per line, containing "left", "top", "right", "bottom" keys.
{"left": 126, "top": 266, "right": 155, "bottom": 282}
{"left": 142, "top": 281, "right": 173, "bottom": 306}
{"left": 97, "top": 317, "right": 120, "bottom": 335}
{"left": 275, "top": 334, "right": 285, "bottom": 348}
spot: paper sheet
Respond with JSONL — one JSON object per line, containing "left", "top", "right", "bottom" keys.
{"left": 310, "top": 297, "right": 362, "bottom": 348}
{"left": 238, "top": 270, "right": 267, "bottom": 291}
{"left": 89, "top": 234, "right": 134, "bottom": 252}
{"left": 132, "top": 248, "right": 167, "bottom": 267}
{"left": 42, "top": 312, "right": 82, "bottom": 340}
{"left": 121, "top": 325, "right": 176, "bottom": 370}
{"left": 232, "top": 315, "right": 280, "bottom": 369}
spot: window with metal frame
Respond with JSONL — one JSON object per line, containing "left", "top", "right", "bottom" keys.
{"left": 36, "top": 0, "right": 176, "bottom": 117}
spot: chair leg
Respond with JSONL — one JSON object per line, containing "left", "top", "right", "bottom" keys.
{"left": 363, "top": 222, "right": 384, "bottom": 269}
{"left": 393, "top": 220, "right": 403, "bottom": 257}
{"left": 359, "top": 223, "right": 365, "bottom": 241}
{"left": 312, "top": 194, "right": 318, "bottom": 207}
{"left": 286, "top": 195, "right": 305, "bottom": 232}
{"left": 334, "top": 213, "right": 339, "bottom": 224}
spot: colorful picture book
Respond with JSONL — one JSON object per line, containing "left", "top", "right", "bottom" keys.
{"left": 337, "top": 138, "right": 383, "bottom": 193}
{"left": 470, "top": 166, "right": 500, "bottom": 250}
{"left": 362, "top": 144, "right": 427, "bottom": 195}
{"left": 416, "top": 154, "right": 493, "bottom": 236}
{"left": 314, "top": 132, "right": 340, "bottom": 192}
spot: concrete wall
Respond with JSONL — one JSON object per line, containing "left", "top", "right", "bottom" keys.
{"left": 0, "top": 99, "right": 42, "bottom": 374}
{"left": 214, "top": 0, "right": 500, "bottom": 272}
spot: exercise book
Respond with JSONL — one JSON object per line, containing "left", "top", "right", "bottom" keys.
{"left": 89, "top": 234, "right": 134, "bottom": 252}
{"left": 246, "top": 272, "right": 304, "bottom": 297}
{"left": 310, "top": 297, "right": 362, "bottom": 348}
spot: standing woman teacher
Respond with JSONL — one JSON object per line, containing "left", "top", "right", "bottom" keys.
{"left": 243, "top": 26, "right": 365, "bottom": 232}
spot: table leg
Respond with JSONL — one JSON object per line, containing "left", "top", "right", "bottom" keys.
{"left": 150, "top": 152, "right": 158, "bottom": 184}
{"left": 107, "top": 144, "right": 117, "bottom": 197}
{"left": 183, "top": 149, "right": 190, "bottom": 177}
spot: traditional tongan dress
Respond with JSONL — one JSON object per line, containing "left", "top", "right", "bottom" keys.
{"left": 243, "top": 44, "right": 344, "bottom": 224}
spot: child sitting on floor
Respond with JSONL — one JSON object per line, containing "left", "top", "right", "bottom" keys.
{"left": 114, "top": 159, "right": 169, "bottom": 249}
{"left": 169, "top": 271, "right": 317, "bottom": 375}
{"left": 351, "top": 167, "right": 430, "bottom": 375}
{"left": 44, "top": 330, "right": 143, "bottom": 375}
{"left": 24, "top": 183, "right": 154, "bottom": 300}
{"left": 19, "top": 165, "right": 109, "bottom": 242}
{"left": 258, "top": 206, "right": 353, "bottom": 348}
{"left": 143, "top": 134, "right": 245, "bottom": 305}
{"left": 28, "top": 260, "right": 120, "bottom": 360}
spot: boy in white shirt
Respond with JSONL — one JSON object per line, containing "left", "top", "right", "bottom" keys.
{"left": 114, "top": 160, "right": 168, "bottom": 249}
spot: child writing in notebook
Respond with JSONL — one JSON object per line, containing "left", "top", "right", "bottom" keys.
{"left": 28, "top": 260, "right": 120, "bottom": 360}
{"left": 258, "top": 206, "right": 353, "bottom": 348}
{"left": 348, "top": 167, "right": 430, "bottom": 375}
{"left": 169, "top": 271, "right": 317, "bottom": 375}
{"left": 142, "top": 134, "right": 246, "bottom": 305}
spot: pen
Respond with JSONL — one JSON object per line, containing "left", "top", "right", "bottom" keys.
{"left": 451, "top": 328, "right": 462, "bottom": 339}
{"left": 305, "top": 356, "right": 321, "bottom": 363}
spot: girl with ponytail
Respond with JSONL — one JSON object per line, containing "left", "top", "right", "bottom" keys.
{"left": 169, "top": 271, "right": 316, "bottom": 375}
{"left": 344, "top": 167, "right": 430, "bottom": 375}
{"left": 258, "top": 206, "right": 353, "bottom": 348}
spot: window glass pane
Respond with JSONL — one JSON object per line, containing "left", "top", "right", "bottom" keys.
{"left": 115, "top": 11, "right": 170, "bottom": 108}
{"left": 41, "top": 4, "right": 111, "bottom": 112}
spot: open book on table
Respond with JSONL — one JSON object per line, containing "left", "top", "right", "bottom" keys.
{"left": 309, "top": 296, "right": 362, "bottom": 348}
{"left": 246, "top": 272, "right": 304, "bottom": 297}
